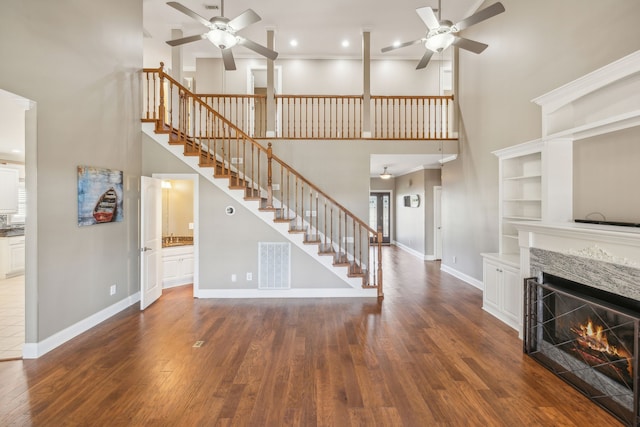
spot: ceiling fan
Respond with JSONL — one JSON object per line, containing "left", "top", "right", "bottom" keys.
{"left": 165, "top": 1, "right": 278, "bottom": 71}
{"left": 381, "top": 1, "right": 505, "bottom": 69}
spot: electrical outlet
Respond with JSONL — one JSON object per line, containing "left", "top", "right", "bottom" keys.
{"left": 272, "top": 184, "right": 280, "bottom": 191}
{"left": 246, "top": 272, "right": 252, "bottom": 281}
{"left": 453, "top": 256, "right": 457, "bottom": 264}
{"left": 110, "top": 284, "right": 117, "bottom": 295}
{"left": 231, "top": 274, "right": 237, "bottom": 282}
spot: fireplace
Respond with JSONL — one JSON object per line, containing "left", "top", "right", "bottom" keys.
{"left": 524, "top": 273, "right": 640, "bottom": 425}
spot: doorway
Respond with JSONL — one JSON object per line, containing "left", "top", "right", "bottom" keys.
{"left": 369, "top": 192, "right": 391, "bottom": 244}
{"left": 434, "top": 186, "right": 442, "bottom": 260}
{"left": 0, "top": 88, "right": 32, "bottom": 360}
{"left": 152, "top": 173, "right": 199, "bottom": 295}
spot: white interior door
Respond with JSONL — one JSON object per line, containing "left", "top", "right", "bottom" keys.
{"left": 434, "top": 186, "right": 442, "bottom": 260}
{"left": 140, "top": 176, "right": 162, "bottom": 310}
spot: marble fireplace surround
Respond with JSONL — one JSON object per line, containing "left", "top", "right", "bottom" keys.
{"left": 518, "top": 222, "right": 640, "bottom": 301}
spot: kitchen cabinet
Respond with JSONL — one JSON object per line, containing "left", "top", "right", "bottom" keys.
{"left": 162, "top": 245, "right": 194, "bottom": 287}
{"left": 0, "top": 167, "right": 19, "bottom": 213}
{"left": 481, "top": 253, "right": 521, "bottom": 331}
{"left": 0, "top": 235, "right": 25, "bottom": 278}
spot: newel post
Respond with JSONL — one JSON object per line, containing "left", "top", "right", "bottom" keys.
{"left": 266, "top": 143, "right": 274, "bottom": 209}
{"left": 156, "top": 62, "right": 166, "bottom": 132}
{"left": 377, "top": 231, "right": 384, "bottom": 298}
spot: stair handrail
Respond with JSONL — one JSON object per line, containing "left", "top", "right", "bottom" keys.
{"left": 143, "top": 63, "right": 383, "bottom": 296}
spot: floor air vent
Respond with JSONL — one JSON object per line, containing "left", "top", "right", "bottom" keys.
{"left": 258, "top": 242, "right": 291, "bottom": 289}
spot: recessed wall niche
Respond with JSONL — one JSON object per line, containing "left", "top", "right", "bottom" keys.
{"left": 573, "top": 126, "right": 640, "bottom": 223}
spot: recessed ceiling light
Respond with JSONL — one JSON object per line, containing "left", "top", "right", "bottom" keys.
{"left": 11, "top": 149, "right": 21, "bottom": 153}
{"left": 341, "top": 40, "right": 349, "bottom": 48}
{"left": 392, "top": 41, "right": 401, "bottom": 48}
{"left": 290, "top": 39, "right": 298, "bottom": 47}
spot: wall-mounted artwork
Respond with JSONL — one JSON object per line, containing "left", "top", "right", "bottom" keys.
{"left": 77, "top": 166, "right": 123, "bottom": 226}
{"left": 403, "top": 194, "right": 421, "bottom": 208}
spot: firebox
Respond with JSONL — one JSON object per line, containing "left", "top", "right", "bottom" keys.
{"left": 524, "top": 273, "right": 640, "bottom": 426}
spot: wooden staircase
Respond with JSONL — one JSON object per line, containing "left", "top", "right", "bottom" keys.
{"left": 142, "top": 64, "right": 383, "bottom": 297}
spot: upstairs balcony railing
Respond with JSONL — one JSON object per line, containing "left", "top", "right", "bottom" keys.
{"left": 196, "top": 92, "right": 455, "bottom": 140}
{"left": 142, "top": 64, "right": 383, "bottom": 295}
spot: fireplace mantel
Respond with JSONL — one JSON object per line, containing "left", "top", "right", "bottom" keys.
{"left": 517, "top": 221, "right": 640, "bottom": 302}
{"left": 517, "top": 221, "right": 640, "bottom": 264}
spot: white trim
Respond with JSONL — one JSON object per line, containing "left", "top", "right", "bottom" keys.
{"left": 394, "top": 241, "right": 425, "bottom": 260}
{"left": 440, "top": 264, "right": 483, "bottom": 290}
{"left": 532, "top": 50, "right": 640, "bottom": 114}
{"left": 394, "top": 241, "right": 437, "bottom": 261}
{"left": 22, "top": 292, "right": 141, "bottom": 359}
{"left": 194, "top": 288, "right": 378, "bottom": 298}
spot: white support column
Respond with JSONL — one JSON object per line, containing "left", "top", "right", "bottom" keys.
{"left": 170, "top": 29, "right": 183, "bottom": 84}
{"left": 266, "top": 29, "right": 276, "bottom": 138}
{"left": 362, "top": 30, "right": 371, "bottom": 138}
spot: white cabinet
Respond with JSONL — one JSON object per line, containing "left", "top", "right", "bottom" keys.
{"left": 162, "top": 245, "right": 194, "bottom": 287}
{"left": 0, "top": 235, "right": 25, "bottom": 278}
{"left": 481, "top": 254, "right": 521, "bottom": 331}
{"left": 0, "top": 167, "right": 19, "bottom": 213}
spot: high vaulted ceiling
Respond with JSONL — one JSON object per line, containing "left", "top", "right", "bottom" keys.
{"left": 143, "top": 0, "right": 484, "bottom": 69}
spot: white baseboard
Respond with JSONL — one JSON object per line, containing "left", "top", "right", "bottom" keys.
{"left": 440, "top": 264, "right": 483, "bottom": 290}
{"left": 195, "top": 288, "right": 378, "bottom": 298}
{"left": 394, "top": 241, "right": 438, "bottom": 261}
{"left": 394, "top": 241, "right": 424, "bottom": 260}
{"left": 23, "top": 292, "right": 141, "bottom": 359}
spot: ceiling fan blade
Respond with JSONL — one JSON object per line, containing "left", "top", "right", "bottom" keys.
{"left": 381, "top": 38, "right": 425, "bottom": 53}
{"left": 221, "top": 48, "right": 236, "bottom": 70}
{"left": 166, "top": 2, "right": 213, "bottom": 29}
{"left": 454, "top": 2, "right": 505, "bottom": 31}
{"left": 416, "top": 50, "right": 434, "bottom": 70}
{"left": 236, "top": 36, "right": 278, "bottom": 61}
{"left": 416, "top": 7, "right": 440, "bottom": 30}
{"left": 166, "top": 33, "right": 207, "bottom": 47}
{"left": 452, "top": 36, "right": 488, "bottom": 54}
{"left": 228, "top": 9, "right": 261, "bottom": 32}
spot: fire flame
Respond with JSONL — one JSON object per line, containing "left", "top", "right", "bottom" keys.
{"left": 571, "top": 319, "right": 633, "bottom": 377}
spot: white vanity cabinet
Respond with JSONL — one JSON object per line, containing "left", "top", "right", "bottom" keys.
{"left": 162, "top": 245, "right": 194, "bottom": 287}
{"left": 0, "top": 235, "right": 25, "bottom": 278}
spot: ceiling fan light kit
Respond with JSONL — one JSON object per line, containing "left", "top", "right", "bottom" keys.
{"left": 207, "top": 27, "right": 238, "bottom": 50}
{"left": 165, "top": 1, "right": 278, "bottom": 71}
{"left": 381, "top": 1, "right": 505, "bottom": 69}
{"left": 380, "top": 167, "right": 393, "bottom": 180}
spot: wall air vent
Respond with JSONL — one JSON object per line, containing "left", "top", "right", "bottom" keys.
{"left": 258, "top": 242, "right": 291, "bottom": 289}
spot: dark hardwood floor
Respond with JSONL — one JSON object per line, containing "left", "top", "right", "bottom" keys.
{"left": 0, "top": 247, "right": 621, "bottom": 426}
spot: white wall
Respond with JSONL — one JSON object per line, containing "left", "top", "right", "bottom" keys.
{"left": 195, "top": 57, "right": 449, "bottom": 95}
{"left": 0, "top": 0, "right": 143, "bottom": 342}
{"left": 393, "top": 168, "right": 441, "bottom": 257}
{"left": 444, "top": 0, "right": 640, "bottom": 281}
